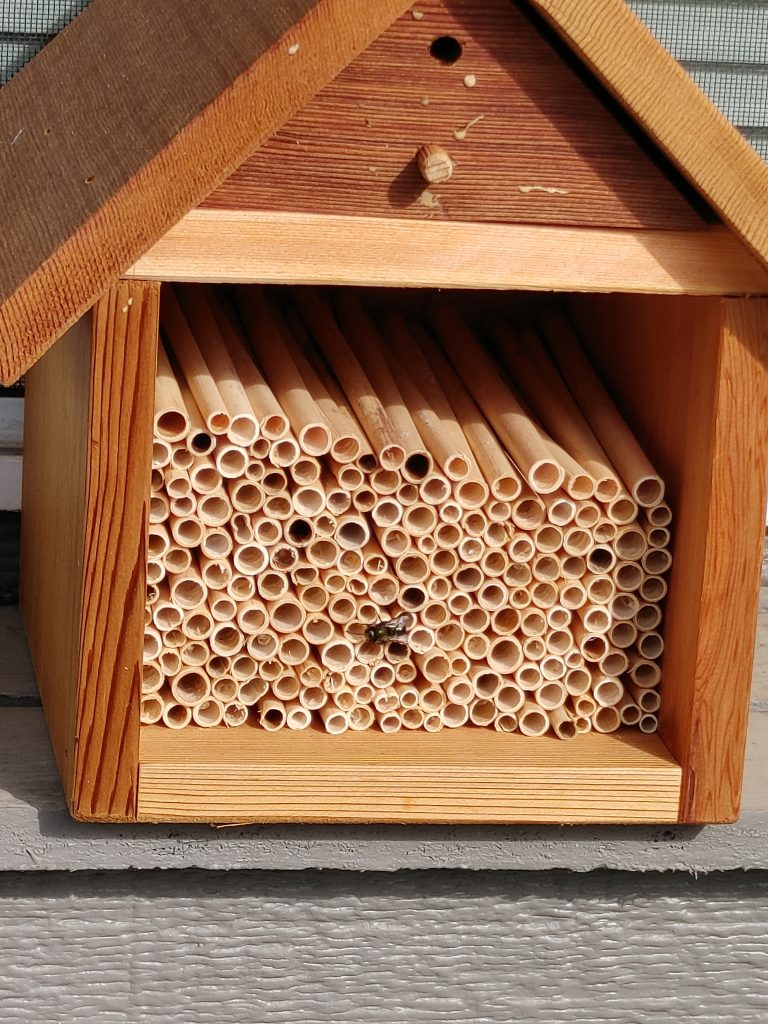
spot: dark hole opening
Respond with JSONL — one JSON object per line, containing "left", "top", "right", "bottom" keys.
{"left": 429, "top": 36, "right": 462, "bottom": 64}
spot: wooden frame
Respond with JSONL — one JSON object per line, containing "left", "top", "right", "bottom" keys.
{"left": 21, "top": 279, "right": 768, "bottom": 824}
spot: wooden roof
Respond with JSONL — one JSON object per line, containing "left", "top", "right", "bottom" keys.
{"left": 1, "top": 0, "right": 767, "bottom": 385}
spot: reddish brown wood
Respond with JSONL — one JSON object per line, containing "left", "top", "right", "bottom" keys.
{"left": 204, "top": 0, "right": 706, "bottom": 231}
{"left": 73, "top": 281, "right": 159, "bottom": 820}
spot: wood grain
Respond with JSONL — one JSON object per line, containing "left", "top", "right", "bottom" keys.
{"left": 569, "top": 295, "right": 768, "bottom": 823}
{"left": 530, "top": 0, "right": 768, "bottom": 273}
{"left": 205, "top": 0, "right": 705, "bottom": 232}
{"left": 20, "top": 314, "right": 92, "bottom": 800}
{"left": 72, "top": 281, "right": 159, "bottom": 821}
{"left": 0, "top": 0, "right": 411, "bottom": 385}
{"left": 138, "top": 727, "right": 682, "bottom": 823}
{"left": 126, "top": 211, "right": 768, "bottom": 296}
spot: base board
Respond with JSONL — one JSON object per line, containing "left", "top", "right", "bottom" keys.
{"left": 137, "top": 727, "right": 682, "bottom": 824}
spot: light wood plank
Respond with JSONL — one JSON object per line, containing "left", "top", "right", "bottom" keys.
{"left": 207, "top": 0, "right": 705, "bottom": 232}
{"left": 530, "top": 0, "right": 768, "bottom": 272}
{"left": 126, "top": 211, "right": 768, "bottom": 296}
{"left": 72, "top": 282, "right": 159, "bottom": 821}
{"left": 0, "top": 0, "right": 412, "bottom": 385}
{"left": 569, "top": 295, "right": 768, "bottom": 822}
{"left": 138, "top": 728, "right": 681, "bottom": 824}
{"left": 20, "top": 314, "right": 92, "bottom": 799}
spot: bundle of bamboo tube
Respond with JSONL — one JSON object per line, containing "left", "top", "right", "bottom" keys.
{"left": 143, "top": 284, "right": 671, "bottom": 739}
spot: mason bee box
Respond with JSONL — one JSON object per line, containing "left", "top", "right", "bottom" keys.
{"left": 5, "top": 0, "right": 768, "bottom": 823}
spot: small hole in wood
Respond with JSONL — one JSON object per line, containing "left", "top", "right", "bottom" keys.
{"left": 429, "top": 36, "right": 462, "bottom": 64}
{"left": 84, "top": 175, "right": 95, "bottom": 184}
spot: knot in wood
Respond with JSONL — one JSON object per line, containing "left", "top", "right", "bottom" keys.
{"left": 417, "top": 144, "right": 454, "bottom": 185}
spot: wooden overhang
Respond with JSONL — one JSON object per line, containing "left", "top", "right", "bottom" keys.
{"left": 1, "top": 0, "right": 768, "bottom": 385}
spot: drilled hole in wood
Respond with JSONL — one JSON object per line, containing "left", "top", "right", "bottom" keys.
{"left": 429, "top": 36, "right": 462, "bottom": 64}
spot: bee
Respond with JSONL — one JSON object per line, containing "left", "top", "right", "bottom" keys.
{"left": 363, "top": 612, "right": 411, "bottom": 645}
{"left": 348, "top": 613, "right": 413, "bottom": 653}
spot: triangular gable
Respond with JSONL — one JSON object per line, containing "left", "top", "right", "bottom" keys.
{"left": 1, "top": 0, "right": 767, "bottom": 386}
{"left": 206, "top": 0, "right": 707, "bottom": 231}
{"left": 0, "top": 0, "right": 412, "bottom": 385}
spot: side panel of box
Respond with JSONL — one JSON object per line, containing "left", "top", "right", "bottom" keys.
{"left": 570, "top": 294, "right": 768, "bottom": 822}
{"left": 71, "top": 281, "right": 159, "bottom": 821}
{"left": 21, "top": 315, "right": 92, "bottom": 801}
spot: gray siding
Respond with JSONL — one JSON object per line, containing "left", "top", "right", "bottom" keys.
{"left": 0, "top": 869, "right": 767, "bottom": 1023}
{"left": 629, "top": 1, "right": 768, "bottom": 160}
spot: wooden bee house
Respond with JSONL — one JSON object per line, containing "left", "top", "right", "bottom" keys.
{"left": 2, "top": 0, "right": 767, "bottom": 824}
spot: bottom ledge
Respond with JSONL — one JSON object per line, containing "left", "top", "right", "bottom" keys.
{"left": 137, "top": 726, "right": 682, "bottom": 825}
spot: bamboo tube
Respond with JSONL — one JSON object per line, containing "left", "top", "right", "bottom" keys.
{"left": 613, "top": 561, "right": 644, "bottom": 592}
{"left": 494, "top": 713, "right": 518, "bottom": 733}
{"left": 208, "top": 622, "right": 243, "bottom": 657}
{"left": 609, "top": 621, "right": 637, "bottom": 650}
{"left": 149, "top": 494, "right": 171, "bottom": 525}
{"left": 168, "top": 567, "right": 207, "bottom": 611}
{"left": 470, "top": 669, "right": 501, "bottom": 700}
{"left": 161, "top": 628, "right": 185, "bottom": 650}
{"left": 642, "top": 548, "right": 673, "bottom": 575}
{"left": 572, "top": 623, "right": 609, "bottom": 663}
{"left": 152, "top": 599, "right": 184, "bottom": 633}
{"left": 522, "top": 637, "right": 546, "bottom": 662}
{"left": 508, "top": 533, "right": 536, "bottom": 565}
{"left": 294, "top": 290, "right": 407, "bottom": 469}
{"left": 613, "top": 525, "right": 648, "bottom": 561}
{"left": 558, "top": 580, "right": 586, "bottom": 612}
{"left": 592, "top": 705, "right": 621, "bottom": 733}
{"left": 495, "top": 684, "right": 528, "bottom": 716}
{"left": 441, "top": 702, "right": 470, "bottom": 728}
{"left": 564, "top": 666, "right": 591, "bottom": 696}
{"left": 483, "top": 522, "right": 508, "bottom": 551}
{"left": 458, "top": 536, "right": 484, "bottom": 565}
{"left": 617, "top": 693, "right": 642, "bottom": 725}
{"left": 369, "top": 575, "right": 399, "bottom": 607}
{"left": 374, "top": 525, "right": 409, "bottom": 559}
{"left": 593, "top": 520, "right": 617, "bottom": 545}
{"left": 536, "top": 680, "right": 568, "bottom": 710}
{"left": 257, "top": 697, "right": 287, "bottom": 732}
{"left": 171, "top": 668, "right": 211, "bottom": 707}
{"left": 560, "top": 557, "right": 586, "bottom": 581}
{"left": 200, "top": 527, "right": 233, "bottom": 560}
{"left": 162, "top": 701, "right": 193, "bottom": 730}
{"left": 180, "top": 606, "right": 214, "bottom": 638}
{"left": 345, "top": 704, "right": 375, "bottom": 731}
{"left": 462, "top": 511, "right": 487, "bottom": 538}
{"left": 480, "top": 550, "right": 508, "bottom": 580}
{"left": 575, "top": 501, "right": 600, "bottom": 528}
{"left": 487, "top": 636, "right": 523, "bottom": 675}
{"left": 578, "top": 604, "right": 611, "bottom": 635}
{"left": 420, "top": 474, "right": 453, "bottom": 506}
{"left": 645, "top": 525, "right": 671, "bottom": 551}
{"left": 635, "top": 603, "right": 663, "bottom": 633}
{"left": 605, "top": 494, "right": 638, "bottom": 526}
{"left": 646, "top": 502, "right": 673, "bottom": 527}
{"left": 573, "top": 716, "right": 592, "bottom": 735}
{"left": 141, "top": 695, "right": 164, "bottom": 725}
{"left": 492, "top": 321, "right": 622, "bottom": 500}
{"left": 154, "top": 341, "right": 191, "bottom": 442}
{"left": 639, "top": 576, "right": 668, "bottom": 603}
{"left": 626, "top": 655, "right": 663, "bottom": 688}
{"left": 573, "top": 694, "right": 597, "bottom": 717}
{"left": 539, "top": 311, "right": 665, "bottom": 505}
{"left": 540, "top": 655, "right": 566, "bottom": 682}
{"left": 587, "top": 545, "right": 617, "bottom": 574}
{"left": 518, "top": 700, "right": 551, "bottom": 736}
{"left": 377, "top": 710, "right": 402, "bottom": 733}
{"left": 280, "top": 305, "right": 372, "bottom": 464}
{"left": 237, "top": 290, "right": 333, "bottom": 456}
{"left": 334, "top": 293, "right": 433, "bottom": 480}
{"left": 319, "top": 704, "right": 349, "bottom": 734}
{"left": 219, "top": 701, "right": 247, "bottom": 727}
{"left": 161, "top": 291, "right": 230, "bottom": 435}
{"left": 627, "top": 681, "right": 661, "bottom": 713}
{"left": 152, "top": 439, "right": 173, "bottom": 468}
{"left": 531, "top": 555, "right": 561, "bottom": 584}
{"left": 351, "top": 487, "right": 376, "bottom": 513}
{"left": 545, "top": 493, "right": 576, "bottom": 527}
{"left": 600, "top": 649, "right": 630, "bottom": 678}
{"left": 190, "top": 698, "right": 223, "bottom": 728}
{"left": 272, "top": 672, "right": 301, "bottom": 702}
{"left": 530, "top": 582, "right": 558, "bottom": 609}
{"left": 414, "top": 650, "right": 451, "bottom": 684}
{"left": 278, "top": 634, "right": 311, "bottom": 667}
{"left": 406, "top": 321, "right": 523, "bottom": 500}
{"left": 592, "top": 676, "right": 624, "bottom": 708}
{"left": 548, "top": 704, "right": 576, "bottom": 740}
{"left": 610, "top": 593, "right": 640, "bottom": 622}
{"left": 453, "top": 565, "right": 483, "bottom": 593}
{"left": 583, "top": 574, "right": 615, "bottom": 605}
{"left": 246, "top": 630, "right": 279, "bottom": 662}
{"left": 475, "top": 582, "right": 506, "bottom": 612}
{"left": 237, "top": 678, "right": 270, "bottom": 707}
{"left": 638, "top": 713, "right": 659, "bottom": 734}
{"left": 636, "top": 631, "right": 664, "bottom": 660}
{"left": 142, "top": 662, "right": 164, "bottom": 695}
{"left": 431, "top": 307, "right": 564, "bottom": 493}
{"left": 398, "top": 503, "right": 435, "bottom": 539}
{"left": 179, "top": 638, "right": 209, "bottom": 665}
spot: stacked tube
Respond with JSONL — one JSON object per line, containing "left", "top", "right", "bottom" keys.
{"left": 142, "top": 285, "right": 671, "bottom": 739}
